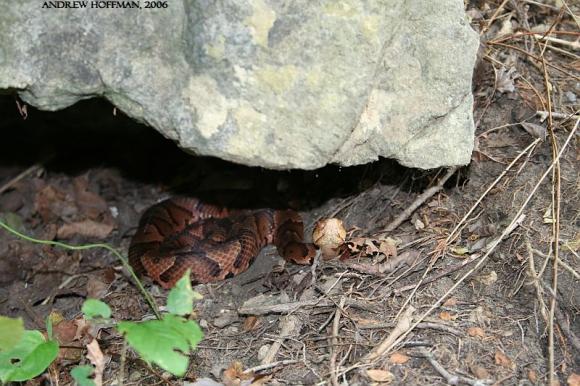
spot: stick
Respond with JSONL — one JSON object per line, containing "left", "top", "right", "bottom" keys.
{"left": 385, "top": 167, "right": 458, "bottom": 232}
{"left": 244, "top": 359, "right": 300, "bottom": 374}
{"left": 329, "top": 297, "right": 346, "bottom": 386}
{"left": 363, "top": 306, "right": 415, "bottom": 362}
{"left": 418, "top": 347, "right": 491, "bottom": 386}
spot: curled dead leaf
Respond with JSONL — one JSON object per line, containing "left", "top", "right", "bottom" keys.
{"left": 312, "top": 218, "right": 346, "bottom": 259}
{"left": 366, "top": 369, "right": 394, "bottom": 383}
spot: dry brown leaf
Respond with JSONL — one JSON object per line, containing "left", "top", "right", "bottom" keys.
{"left": 469, "top": 363, "right": 490, "bottom": 379}
{"left": 521, "top": 122, "right": 547, "bottom": 141}
{"left": 35, "top": 185, "right": 77, "bottom": 222}
{"left": 57, "top": 220, "right": 114, "bottom": 239}
{"left": 568, "top": 373, "right": 580, "bottom": 386}
{"left": 53, "top": 318, "right": 83, "bottom": 362}
{"left": 73, "top": 175, "right": 109, "bottom": 220}
{"left": 495, "top": 350, "right": 515, "bottom": 370}
{"left": 242, "top": 316, "right": 260, "bottom": 332}
{"left": 86, "top": 275, "right": 110, "bottom": 299}
{"left": 495, "top": 66, "right": 518, "bottom": 94}
{"left": 87, "top": 339, "right": 105, "bottom": 386}
{"left": 366, "top": 369, "right": 394, "bottom": 383}
{"left": 223, "top": 361, "right": 254, "bottom": 386}
{"left": 389, "top": 352, "right": 410, "bottom": 364}
{"left": 379, "top": 238, "right": 398, "bottom": 258}
{"left": 439, "top": 311, "right": 456, "bottom": 321}
{"left": 528, "top": 369, "right": 538, "bottom": 384}
{"left": 467, "top": 327, "right": 485, "bottom": 338}
{"left": 312, "top": 218, "right": 346, "bottom": 259}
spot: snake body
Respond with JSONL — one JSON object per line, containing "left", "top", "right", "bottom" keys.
{"left": 129, "top": 197, "right": 316, "bottom": 288}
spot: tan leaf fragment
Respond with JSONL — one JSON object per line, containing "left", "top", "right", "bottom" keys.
{"left": 443, "top": 297, "right": 458, "bottom": 307}
{"left": 87, "top": 338, "right": 106, "bottom": 386}
{"left": 568, "top": 373, "right": 580, "bottom": 386}
{"left": 57, "top": 220, "right": 114, "bottom": 239}
{"left": 528, "top": 369, "right": 538, "bottom": 383}
{"left": 439, "top": 311, "right": 456, "bottom": 321}
{"left": 378, "top": 238, "right": 398, "bottom": 258}
{"left": 469, "top": 363, "right": 490, "bottom": 379}
{"left": 495, "top": 350, "right": 515, "bottom": 370}
{"left": 467, "top": 327, "right": 485, "bottom": 338}
{"left": 366, "top": 369, "right": 394, "bottom": 383}
{"left": 223, "top": 361, "right": 254, "bottom": 386}
{"left": 389, "top": 352, "right": 410, "bottom": 364}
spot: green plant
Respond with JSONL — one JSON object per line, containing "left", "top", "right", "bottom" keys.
{"left": 0, "top": 219, "right": 204, "bottom": 384}
{"left": 0, "top": 271, "right": 203, "bottom": 384}
{"left": 0, "top": 317, "right": 59, "bottom": 384}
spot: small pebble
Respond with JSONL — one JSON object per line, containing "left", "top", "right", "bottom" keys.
{"left": 564, "top": 91, "right": 576, "bottom": 103}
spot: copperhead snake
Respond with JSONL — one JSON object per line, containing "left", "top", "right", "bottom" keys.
{"left": 129, "top": 197, "right": 316, "bottom": 288}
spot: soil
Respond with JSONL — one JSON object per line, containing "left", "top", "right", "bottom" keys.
{"left": 0, "top": 1, "right": 578, "bottom": 385}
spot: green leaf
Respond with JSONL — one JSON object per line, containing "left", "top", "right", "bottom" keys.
{"left": 0, "top": 212, "right": 24, "bottom": 232}
{"left": 117, "top": 314, "right": 203, "bottom": 376}
{"left": 166, "top": 269, "right": 197, "bottom": 316}
{"left": 0, "top": 330, "right": 59, "bottom": 383}
{"left": 46, "top": 316, "right": 53, "bottom": 340}
{"left": 82, "top": 299, "right": 112, "bottom": 320}
{"left": 0, "top": 316, "right": 24, "bottom": 352}
{"left": 71, "top": 365, "right": 96, "bottom": 386}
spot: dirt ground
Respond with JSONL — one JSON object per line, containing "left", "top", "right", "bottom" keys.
{"left": 0, "top": 1, "right": 578, "bottom": 385}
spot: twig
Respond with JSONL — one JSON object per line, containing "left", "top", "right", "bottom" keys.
{"left": 526, "top": 239, "right": 549, "bottom": 324}
{"left": 531, "top": 248, "right": 579, "bottom": 279}
{"left": 392, "top": 253, "right": 480, "bottom": 295}
{"left": 329, "top": 297, "right": 346, "bottom": 386}
{"left": 118, "top": 339, "right": 127, "bottom": 386}
{"left": 481, "top": 0, "right": 510, "bottom": 35}
{"left": 489, "top": 42, "right": 580, "bottom": 81}
{"left": 359, "top": 321, "right": 463, "bottom": 336}
{"left": 0, "top": 164, "right": 42, "bottom": 195}
{"left": 238, "top": 297, "right": 373, "bottom": 315}
{"left": 261, "top": 315, "right": 301, "bottom": 365}
{"left": 533, "top": 35, "right": 580, "bottom": 50}
{"left": 363, "top": 306, "right": 415, "bottom": 362}
{"left": 385, "top": 167, "right": 458, "bottom": 232}
{"left": 553, "top": 306, "right": 580, "bottom": 353}
{"left": 446, "top": 139, "right": 541, "bottom": 244}
{"left": 541, "top": 52, "right": 562, "bottom": 386}
{"left": 243, "top": 359, "right": 301, "bottom": 374}
{"left": 536, "top": 110, "right": 580, "bottom": 122}
{"left": 418, "top": 347, "right": 491, "bottom": 386}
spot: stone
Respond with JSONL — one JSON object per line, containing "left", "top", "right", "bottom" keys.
{"left": 0, "top": 0, "right": 478, "bottom": 170}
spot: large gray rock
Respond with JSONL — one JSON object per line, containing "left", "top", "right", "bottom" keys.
{"left": 0, "top": 0, "right": 478, "bottom": 170}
